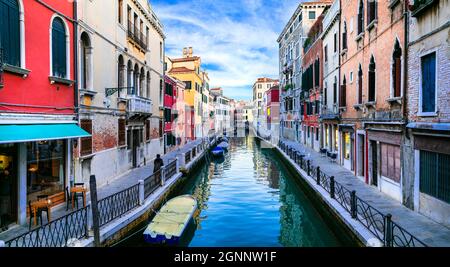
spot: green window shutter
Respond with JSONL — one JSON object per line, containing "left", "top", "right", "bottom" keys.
{"left": 437, "top": 153, "right": 450, "bottom": 203}
{"left": 0, "top": 0, "right": 20, "bottom": 67}
{"left": 52, "top": 18, "right": 67, "bottom": 78}
{"left": 420, "top": 150, "right": 450, "bottom": 204}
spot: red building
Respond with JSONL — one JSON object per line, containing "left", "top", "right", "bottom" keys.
{"left": 301, "top": 12, "right": 325, "bottom": 152}
{"left": 266, "top": 85, "right": 280, "bottom": 128}
{"left": 0, "top": 0, "right": 89, "bottom": 229}
{"left": 164, "top": 75, "right": 177, "bottom": 151}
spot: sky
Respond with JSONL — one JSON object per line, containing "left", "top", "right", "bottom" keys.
{"left": 151, "top": 0, "right": 302, "bottom": 101}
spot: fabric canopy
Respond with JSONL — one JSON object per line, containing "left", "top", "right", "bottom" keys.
{"left": 0, "top": 124, "right": 91, "bottom": 144}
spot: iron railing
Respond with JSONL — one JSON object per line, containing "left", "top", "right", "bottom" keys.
{"left": 164, "top": 160, "right": 177, "bottom": 181}
{"left": 98, "top": 184, "right": 140, "bottom": 227}
{"left": 5, "top": 206, "right": 89, "bottom": 247}
{"left": 144, "top": 170, "right": 162, "bottom": 199}
{"left": 126, "top": 21, "right": 147, "bottom": 51}
{"left": 278, "top": 140, "right": 428, "bottom": 247}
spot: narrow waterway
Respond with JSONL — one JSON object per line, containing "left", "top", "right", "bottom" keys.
{"left": 117, "top": 137, "right": 344, "bottom": 247}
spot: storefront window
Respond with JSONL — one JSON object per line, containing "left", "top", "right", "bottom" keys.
{"left": 325, "top": 126, "right": 329, "bottom": 148}
{"left": 0, "top": 144, "right": 17, "bottom": 229}
{"left": 335, "top": 128, "right": 339, "bottom": 151}
{"left": 27, "top": 140, "right": 65, "bottom": 202}
{"left": 343, "top": 133, "right": 351, "bottom": 160}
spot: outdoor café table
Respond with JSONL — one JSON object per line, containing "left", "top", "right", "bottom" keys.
{"left": 71, "top": 186, "right": 87, "bottom": 209}
{"left": 31, "top": 199, "right": 52, "bottom": 226}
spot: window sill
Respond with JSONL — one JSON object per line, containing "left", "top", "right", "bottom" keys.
{"left": 387, "top": 97, "right": 402, "bottom": 105}
{"left": 365, "top": 101, "right": 376, "bottom": 108}
{"left": 366, "top": 20, "right": 378, "bottom": 32}
{"left": 80, "top": 89, "right": 97, "bottom": 97}
{"left": 117, "top": 97, "right": 128, "bottom": 103}
{"left": 417, "top": 112, "right": 438, "bottom": 117}
{"left": 4, "top": 64, "right": 31, "bottom": 78}
{"left": 355, "top": 32, "right": 364, "bottom": 42}
{"left": 118, "top": 145, "right": 127, "bottom": 149}
{"left": 80, "top": 153, "right": 94, "bottom": 160}
{"left": 49, "top": 76, "right": 75, "bottom": 86}
{"left": 353, "top": 104, "right": 363, "bottom": 110}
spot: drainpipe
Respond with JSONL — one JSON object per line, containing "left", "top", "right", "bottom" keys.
{"left": 73, "top": 0, "right": 79, "bottom": 121}
{"left": 403, "top": 1, "right": 409, "bottom": 128}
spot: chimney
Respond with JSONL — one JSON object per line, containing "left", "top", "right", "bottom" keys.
{"left": 188, "top": 47, "right": 193, "bottom": 57}
{"left": 182, "top": 47, "right": 188, "bottom": 58}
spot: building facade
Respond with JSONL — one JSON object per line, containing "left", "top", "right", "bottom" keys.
{"left": 278, "top": 1, "right": 331, "bottom": 143}
{"left": 339, "top": 0, "right": 407, "bottom": 203}
{"left": 252, "top": 78, "right": 278, "bottom": 133}
{"left": 74, "top": 0, "right": 165, "bottom": 189}
{"left": 0, "top": 0, "right": 90, "bottom": 229}
{"left": 404, "top": 0, "right": 450, "bottom": 226}
{"left": 320, "top": 0, "right": 340, "bottom": 156}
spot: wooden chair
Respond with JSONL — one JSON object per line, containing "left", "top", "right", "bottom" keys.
{"left": 28, "top": 199, "right": 49, "bottom": 230}
{"left": 66, "top": 185, "right": 85, "bottom": 211}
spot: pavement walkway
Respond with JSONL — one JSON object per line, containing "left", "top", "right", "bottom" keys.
{"left": 0, "top": 138, "right": 205, "bottom": 243}
{"left": 281, "top": 139, "right": 450, "bottom": 247}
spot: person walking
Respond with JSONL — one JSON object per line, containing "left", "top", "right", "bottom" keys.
{"left": 153, "top": 154, "right": 164, "bottom": 173}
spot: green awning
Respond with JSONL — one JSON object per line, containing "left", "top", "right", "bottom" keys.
{"left": 0, "top": 124, "right": 91, "bottom": 144}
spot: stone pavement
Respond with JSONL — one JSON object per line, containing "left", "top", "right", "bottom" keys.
{"left": 281, "top": 139, "right": 450, "bottom": 247}
{"left": 0, "top": 138, "right": 205, "bottom": 243}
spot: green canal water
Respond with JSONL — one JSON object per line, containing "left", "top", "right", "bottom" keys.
{"left": 117, "top": 137, "right": 345, "bottom": 247}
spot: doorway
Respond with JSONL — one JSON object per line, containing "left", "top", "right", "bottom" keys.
{"left": 358, "top": 134, "right": 365, "bottom": 177}
{"left": 371, "top": 141, "right": 378, "bottom": 187}
{"left": 0, "top": 144, "right": 18, "bottom": 231}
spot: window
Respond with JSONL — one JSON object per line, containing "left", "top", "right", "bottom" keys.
{"left": 420, "top": 151, "right": 450, "bottom": 204}
{"left": 118, "top": 0, "right": 123, "bottom": 23}
{"left": 358, "top": 0, "right": 364, "bottom": 35}
{"left": 159, "top": 119, "right": 163, "bottom": 138}
{"left": 80, "top": 32, "right": 91, "bottom": 90}
{"left": 164, "top": 108, "right": 172, "bottom": 122}
{"left": 368, "top": 56, "right": 376, "bottom": 102}
{"left": 334, "top": 32, "right": 337, "bottom": 53}
{"left": 420, "top": 52, "right": 436, "bottom": 114}
{"left": 0, "top": 0, "right": 20, "bottom": 67}
{"left": 145, "top": 120, "right": 150, "bottom": 141}
{"left": 80, "top": 119, "right": 93, "bottom": 156}
{"left": 52, "top": 17, "right": 68, "bottom": 78}
{"left": 358, "top": 64, "right": 363, "bottom": 104}
{"left": 118, "top": 119, "right": 126, "bottom": 146}
{"left": 314, "top": 59, "right": 320, "bottom": 87}
{"left": 309, "top": 11, "right": 316, "bottom": 20}
{"left": 184, "top": 81, "right": 192, "bottom": 90}
{"left": 324, "top": 45, "right": 328, "bottom": 62}
{"left": 340, "top": 76, "right": 347, "bottom": 107}
{"left": 367, "top": 0, "right": 377, "bottom": 25}
{"left": 165, "top": 82, "right": 173, "bottom": 96}
{"left": 381, "top": 143, "right": 401, "bottom": 183}
{"left": 126, "top": 129, "right": 132, "bottom": 149}
{"left": 316, "top": 128, "right": 319, "bottom": 141}
{"left": 343, "top": 132, "right": 351, "bottom": 160}
{"left": 350, "top": 71, "right": 353, "bottom": 83}
{"left": 392, "top": 40, "right": 402, "bottom": 98}
{"left": 324, "top": 83, "right": 328, "bottom": 106}
{"left": 333, "top": 76, "right": 337, "bottom": 105}
{"left": 258, "top": 93, "right": 262, "bottom": 98}
{"left": 342, "top": 22, "right": 348, "bottom": 50}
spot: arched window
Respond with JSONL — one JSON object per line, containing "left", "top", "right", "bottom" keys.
{"left": 357, "top": 0, "right": 364, "bottom": 34}
{"left": 0, "top": 0, "right": 20, "bottom": 66}
{"left": 52, "top": 17, "right": 68, "bottom": 78}
{"left": 139, "top": 67, "right": 145, "bottom": 97}
{"left": 367, "top": 0, "right": 377, "bottom": 25}
{"left": 133, "top": 64, "right": 139, "bottom": 95}
{"left": 341, "top": 75, "right": 347, "bottom": 108}
{"left": 80, "top": 32, "right": 92, "bottom": 90}
{"left": 127, "top": 60, "right": 133, "bottom": 92}
{"left": 368, "top": 56, "right": 376, "bottom": 102}
{"left": 392, "top": 40, "right": 402, "bottom": 98}
{"left": 118, "top": 55, "right": 125, "bottom": 94}
{"left": 358, "top": 64, "right": 363, "bottom": 104}
{"left": 342, "top": 22, "right": 348, "bottom": 50}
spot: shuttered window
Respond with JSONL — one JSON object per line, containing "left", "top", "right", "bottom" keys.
{"left": 340, "top": 76, "right": 347, "bottom": 107}
{"left": 118, "top": 119, "right": 126, "bottom": 146}
{"left": 421, "top": 52, "right": 436, "bottom": 113}
{"left": 80, "top": 120, "right": 93, "bottom": 156}
{"left": 52, "top": 17, "right": 67, "bottom": 78}
{"left": 0, "top": 0, "right": 20, "bottom": 67}
{"left": 381, "top": 143, "right": 401, "bottom": 183}
{"left": 420, "top": 151, "right": 450, "bottom": 204}
{"left": 368, "top": 57, "right": 376, "bottom": 102}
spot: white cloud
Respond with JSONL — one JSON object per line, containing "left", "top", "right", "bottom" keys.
{"left": 152, "top": 0, "right": 300, "bottom": 100}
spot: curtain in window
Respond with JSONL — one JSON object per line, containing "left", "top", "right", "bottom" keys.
{"left": 0, "top": 0, "right": 20, "bottom": 67}
{"left": 52, "top": 18, "right": 67, "bottom": 78}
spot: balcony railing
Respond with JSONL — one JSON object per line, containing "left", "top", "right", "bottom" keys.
{"left": 127, "top": 94, "right": 152, "bottom": 114}
{"left": 127, "top": 21, "right": 148, "bottom": 51}
{"left": 322, "top": 0, "right": 340, "bottom": 32}
{"left": 320, "top": 105, "right": 340, "bottom": 120}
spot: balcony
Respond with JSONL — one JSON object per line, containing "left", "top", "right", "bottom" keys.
{"left": 410, "top": 0, "right": 439, "bottom": 17}
{"left": 320, "top": 105, "right": 340, "bottom": 121}
{"left": 127, "top": 94, "right": 152, "bottom": 114}
{"left": 127, "top": 21, "right": 148, "bottom": 51}
{"left": 322, "top": 0, "right": 340, "bottom": 33}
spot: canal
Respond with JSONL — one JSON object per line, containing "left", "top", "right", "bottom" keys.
{"left": 116, "top": 137, "right": 348, "bottom": 247}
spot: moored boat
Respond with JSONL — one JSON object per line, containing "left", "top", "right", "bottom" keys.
{"left": 211, "top": 147, "right": 225, "bottom": 157}
{"left": 143, "top": 195, "right": 197, "bottom": 245}
{"left": 217, "top": 141, "right": 229, "bottom": 150}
